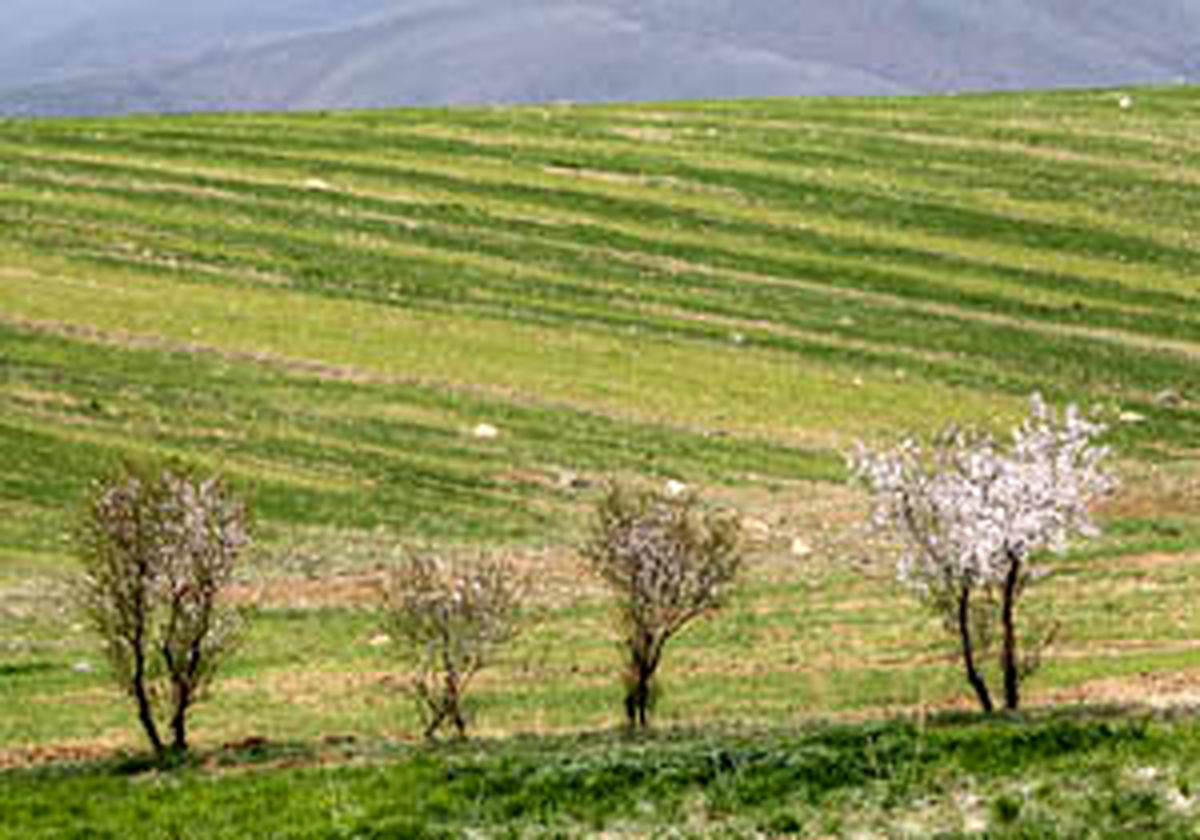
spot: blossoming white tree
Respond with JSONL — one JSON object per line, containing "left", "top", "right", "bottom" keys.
{"left": 382, "top": 552, "right": 523, "bottom": 740}
{"left": 583, "top": 483, "right": 742, "bottom": 729}
{"left": 851, "top": 395, "right": 1115, "bottom": 712}
{"left": 76, "top": 462, "right": 249, "bottom": 757}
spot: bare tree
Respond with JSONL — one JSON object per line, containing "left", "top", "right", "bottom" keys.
{"left": 583, "top": 483, "right": 742, "bottom": 730}
{"left": 851, "top": 395, "right": 1115, "bottom": 712}
{"left": 76, "top": 461, "right": 249, "bottom": 757}
{"left": 382, "top": 552, "right": 523, "bottom": 740}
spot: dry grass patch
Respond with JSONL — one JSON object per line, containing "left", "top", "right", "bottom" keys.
{"left": 0, "top": 734, "right": 135, "bottom": 770}
{"left": 226, "top": 574, "right": 387, "bottom": 610}
{"left": 1040, "top": 667, "right": 1200, "bottom": 709}
{"left": 1090, "top": 551, "right": 1200, "bottom": 573}
{"left": 610, "top": 126, "right": 676, "bottom": 143}
{"left": 1098, "top": 463, "right": 1200, "bottom": 520}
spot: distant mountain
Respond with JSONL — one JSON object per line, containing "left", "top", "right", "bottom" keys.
{"left": 1, "top": 0, "right": 1197, "bottom": 116}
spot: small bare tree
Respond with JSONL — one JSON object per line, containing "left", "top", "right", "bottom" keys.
{"left": 583, "top": 483, "right": 742, "bottom": 730}
{"left": 851, "top": 395, "right": 1114, "bottom": 712}
{"left": 382, "top": 552, "right": 523, "bottom": 740}
{"left": 76, "top": 461, "right": 249, "bottom": 757}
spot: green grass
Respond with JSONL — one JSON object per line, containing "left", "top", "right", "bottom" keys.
{"left": 2, "top": 711, "right": 1199, "bottom": 837}
{"left": 1, "top": 86, "right": 1199, "bottom": 797}
{"left": 1, "top": 88, "right": 1197, "bottom": 552}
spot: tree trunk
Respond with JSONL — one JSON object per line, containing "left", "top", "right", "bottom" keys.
{"left": 624, "top": 685, "right": 639, "bottom": 729}
{"left": 625, "top": 640, "right": 657, "bottom": 730}
{"left": 625, "top": 666, "right": 651, "bottom": 730}
{"left": 957, "top": 586, "right": 993, "bottom": 713}
{"left": 133, "top": 678, "right": 164, "bottom": 756}
{"left": 422, "top": 699, "right": 448, "bottom": 740}
{"left": 130, "top": 631, "right": 164, "bottom": 756}
{"left": 170, "top": 683, "right": 190, "bottom": 754}
{"left": 128, "top": 554, "right": 164, "bottom": 757}
{"left": 1000, "top": 551, "right": 1022, "bottom": 710}
{"left": 443, "top": 662, "right": 464, "bottom": 739}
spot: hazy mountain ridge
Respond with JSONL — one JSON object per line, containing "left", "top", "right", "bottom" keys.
{"left": 1, "top": 0, "right": 1197, "bottom": 115}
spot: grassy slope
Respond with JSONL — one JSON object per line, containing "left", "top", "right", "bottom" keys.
{"left": 1, "top": 86, "right": 1199, "bottom": 781}
{"left": 0, "top": 87, "right": 1197, "bottom": 542}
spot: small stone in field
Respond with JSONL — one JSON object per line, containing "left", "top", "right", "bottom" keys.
{"left": 664, "top": 479, "right": 688, "bottom": 498}
{"left": 790, "top": 538, "right": 813, "bottom": 557}
{"left": 558, "top": 470, "right": 593, "bottom": 490}
{"left": 472, "top": 423, "right": 500, "bottom": 439}
{"left": 742, "top": 517, "right": 772, "bottom": 542}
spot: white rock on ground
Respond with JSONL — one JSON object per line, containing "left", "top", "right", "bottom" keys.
{"left": 664, "top": 479, "right": 688, "bottom": 497}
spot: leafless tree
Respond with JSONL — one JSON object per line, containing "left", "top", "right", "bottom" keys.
{"left": 76, "top": 461, "right": 249, "bottom": 757}
{"left": 851, "top": 395, "right": 1115, "bottom": 712}
{"left": 382, "top": 552, "right": 523, "bottom": 740}
{"left": 583, "top": 482, "right": 742, "bottom": 729}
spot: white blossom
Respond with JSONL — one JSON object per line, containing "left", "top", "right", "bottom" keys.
{"left": 851, "top": 395, "right": 1114, "bottom": 597}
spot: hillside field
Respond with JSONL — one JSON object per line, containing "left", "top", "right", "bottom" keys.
{"left": 0, "top": 86, "right": 1198, "bottom": 835}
